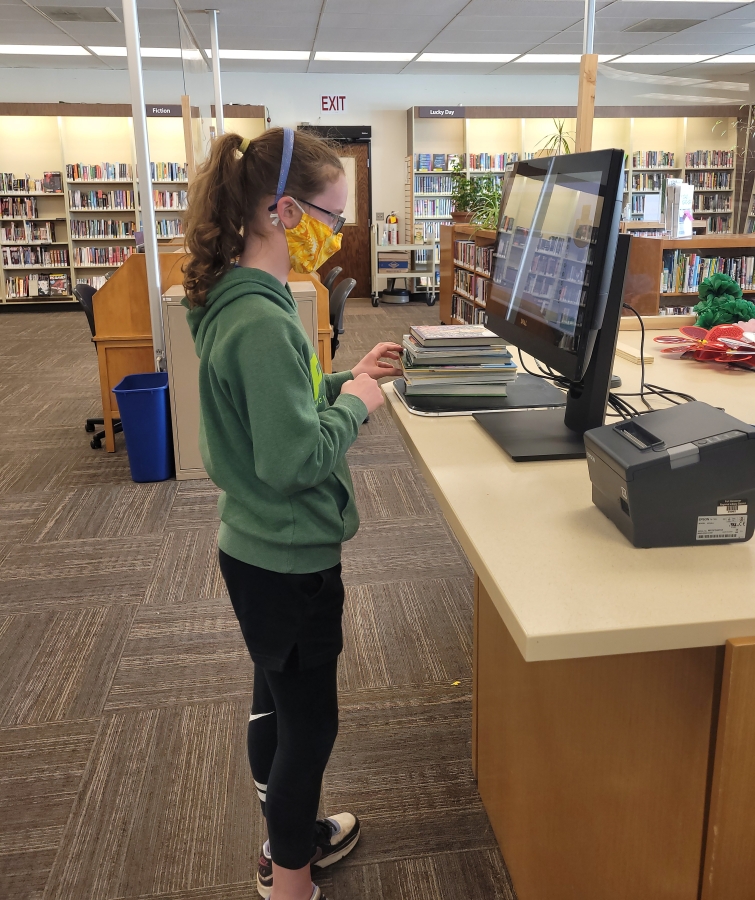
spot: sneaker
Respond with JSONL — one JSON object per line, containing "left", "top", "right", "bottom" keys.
{"left": 311, "top": 813, "right": 361, "bottom": 868}
{"left": 256, "top": 813, "right": 360, "bottom": 897}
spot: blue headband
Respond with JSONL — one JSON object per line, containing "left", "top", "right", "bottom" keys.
{"left": 274, "top": 127, "right": 294, "bottom": 204}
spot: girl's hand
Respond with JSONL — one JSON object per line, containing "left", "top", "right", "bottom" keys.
{"left": 341, "top": 372, "right": 385, "bottom": 414}
{"left": 351, "top": 342, "right": 403, "bottom": 381}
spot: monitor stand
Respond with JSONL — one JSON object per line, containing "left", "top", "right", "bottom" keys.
{"left": 474, "top": 407, "right": 587, "bottom": 461}
{"left": 473, "top": 233, "right": 631, "bottom": 463}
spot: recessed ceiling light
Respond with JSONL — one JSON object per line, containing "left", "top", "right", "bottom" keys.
{"left": 0, "top": 44, "right": 89, "bottom": 55}
{"left": 92, "top": 46, "right": 313, "bottom": 60}
{"left": 417, "top": 53, "right": 518, "bottom": 63}
{"left": 613, "top": 54, "right": 714, "bottom": 63}
{"left": 140, "top": 48, "right": 182, "bottom": 58}
{"left": 218, "top": 49, "right": 310, "bottom": 60}
{"left": 314, "top": 51, "right": 416, "bottom": 61}
{"left": 90, "top": 46, "right": 127, "bottom": 56}
{"left": 515, "top": 54, "right": 618, "bottom": 63}
{"left": 704, "top": 54, "right": 755, "bottom": 62}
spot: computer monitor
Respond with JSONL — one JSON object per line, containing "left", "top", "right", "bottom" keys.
{"left": 474, "top": 149, "right": 630, "bottom": 462}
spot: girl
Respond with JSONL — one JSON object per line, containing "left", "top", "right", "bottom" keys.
{"left": 183, "top": 127, "right": 402, "bottom": 900}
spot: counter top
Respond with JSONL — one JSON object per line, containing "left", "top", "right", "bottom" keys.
{"left": 384, "top": 330, "right": 755, "bottom": 662}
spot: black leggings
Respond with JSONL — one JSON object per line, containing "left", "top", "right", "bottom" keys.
{"left": 249, "top": 657, "right": 339, "bottom": 869}
{"left": 218, "top": 550, "right": 344, "bottom": 869}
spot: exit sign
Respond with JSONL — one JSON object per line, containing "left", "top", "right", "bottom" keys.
{"left": 321, "top": 95, "right": 347, "bottom": 114}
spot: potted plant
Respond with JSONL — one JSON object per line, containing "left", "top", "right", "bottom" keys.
{"left": 470, "top": 177, "right": 503, "bottom": 230}
{"left": 450, "top": 159, "right": 479, "bottom": 223}
{"left": 535, "top": 119, "right": 575, "bottom": 158}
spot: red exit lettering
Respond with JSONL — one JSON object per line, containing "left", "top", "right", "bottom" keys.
{"left": 321, "top": 95, "right": 347, "bottom": 112}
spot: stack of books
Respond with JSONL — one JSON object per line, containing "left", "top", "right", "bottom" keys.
{"left": 402, "top": 325, "right": 517, "bottom": 397}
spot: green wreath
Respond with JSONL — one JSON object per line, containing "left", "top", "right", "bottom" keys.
{"left": 693, "top": 272, "right": 755, "bottom": 329}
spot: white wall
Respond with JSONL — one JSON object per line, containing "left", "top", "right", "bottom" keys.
{"left": 1, "top": 66, "right": 751, "bottom": 227}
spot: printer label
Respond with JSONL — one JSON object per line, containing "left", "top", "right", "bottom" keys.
{"left": 717, "top": 499, "right": 748, "bottom": 515}
{"left": 696, "top": 515, "right": 747, "bottom": 541}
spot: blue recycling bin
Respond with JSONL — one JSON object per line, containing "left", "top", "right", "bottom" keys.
{"left": 112, "top": 372, "right": 174, "bottom": 482}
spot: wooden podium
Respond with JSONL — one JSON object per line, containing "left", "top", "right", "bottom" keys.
{"left": 93, "top": 252, "right": 187, "bottom": 451}
{"left": 93, "top": 257, "right": 333, "bottom": 452}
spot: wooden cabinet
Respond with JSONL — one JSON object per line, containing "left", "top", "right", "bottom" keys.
{"left": 162, "top": 285, "right": 207, "bottom": 480}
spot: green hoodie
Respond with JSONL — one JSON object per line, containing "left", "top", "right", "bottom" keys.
{"left": 186, "top": 267, "right": 367, "bottom": 574}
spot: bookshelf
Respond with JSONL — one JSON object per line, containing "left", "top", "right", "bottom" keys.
{"left": 408, "top": 107, "right": 749, "bottom": 256}
{"left": 440, "top": 223, "right": 495, "bottom": 326}
{"left": 0, "top": 103, "right": 265, "bottom": 307}
{"left": 624, "top": 233, "right": 755, "bottom": 321}
{"left": 442, "top": 225, "right": 755, "bottom": 333}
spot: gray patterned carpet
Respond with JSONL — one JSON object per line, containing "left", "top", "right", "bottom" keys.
{"left": 0, "top": 298, "right": 516, "bottom": 900}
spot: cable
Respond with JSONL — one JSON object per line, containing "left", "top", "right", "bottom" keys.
{"left": 611, "top": 302, "right": 697, "bottom": 416}
{"left": 516, "top": 302, "right": 696, "bottom": 421}
{"left": 621, "top": 302, "right": 652, "bottom": 410}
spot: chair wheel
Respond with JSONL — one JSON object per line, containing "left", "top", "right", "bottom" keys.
{"left": 85, "top": 422, "right": 96, "bottom": 432}
{"left": 371, "top": 296, "right": 379, "bottom": 307}
{"left": 427, "top": 296, "right": 436, "bottom": 306}
{"left": 90, "top": 437, "right": 102, "bottom": 449}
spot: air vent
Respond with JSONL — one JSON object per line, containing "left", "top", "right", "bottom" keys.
{"left": 43, "top": 7, "right": 121, "bottom": 23}
{"left": 623, "top": 19, "right": 702, "bottom": 33}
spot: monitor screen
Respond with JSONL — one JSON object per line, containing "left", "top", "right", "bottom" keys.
{"left": 486, "top": 150, "right": 624, "bottom": 383}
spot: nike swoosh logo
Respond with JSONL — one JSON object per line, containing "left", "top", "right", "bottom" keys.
{"left": 249, "top": 711, "right": 275, "bottom": 722}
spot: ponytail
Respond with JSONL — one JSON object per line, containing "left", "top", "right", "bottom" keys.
{"left": 183, "top": 127, "right": 343, "bottom": 307}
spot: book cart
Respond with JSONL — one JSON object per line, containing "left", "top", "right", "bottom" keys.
{"left": 370, "top": 224, "right": 438, "bottom": 307}
{"left": 408, "top": 104, "right": 749, "bottom": 299}
{"left": 0, "top": 102, "right": 265, "bottom": 308}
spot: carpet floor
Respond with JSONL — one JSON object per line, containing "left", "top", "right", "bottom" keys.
{"left": 0, "top": 297, "right": 516, "bottom": 900}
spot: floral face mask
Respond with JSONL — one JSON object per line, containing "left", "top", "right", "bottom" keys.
{"left": 279, "top": 200, "right": 343, "bottom": 274}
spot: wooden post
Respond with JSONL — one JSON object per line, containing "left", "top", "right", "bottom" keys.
{"left": 181, "top": 94, "right": 196, "bottom": 185}
{"left": 575, "top": 53, "right": 598, "bottom": 154}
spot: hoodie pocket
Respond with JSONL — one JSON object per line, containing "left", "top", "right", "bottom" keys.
{"left": 332, "top": 465, "right": 359, "bottom": 542}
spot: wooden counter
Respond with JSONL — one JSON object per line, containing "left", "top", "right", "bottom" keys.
{"left": 384, "top": 335, "right": 755, "bottom": 900}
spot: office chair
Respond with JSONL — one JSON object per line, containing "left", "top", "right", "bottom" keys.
{"left": 73, "top": 284, "right": 123, "bottom": 449}
{"left": 322, "top": 266, "right": 342, "bottom": 294}
{"left": 329, "top": 277, "right": 356, "bottom": 359}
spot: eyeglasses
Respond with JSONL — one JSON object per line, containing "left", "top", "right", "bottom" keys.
{"left": 297, "top": 199, "right": 346, "bottom": 235}
{"left": 269, "top": 197, "right": 346, "bottom": 235}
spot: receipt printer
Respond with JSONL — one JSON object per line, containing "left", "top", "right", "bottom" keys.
{"left": 584, "top": 402, "right": 755, "bottom": 548}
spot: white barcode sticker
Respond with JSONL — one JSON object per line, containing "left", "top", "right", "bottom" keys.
{"left": 717, "top": 499, "right": 748, "bottom": 515}
{"left": 696, "top": 515, "right": 747, "bottom": 541}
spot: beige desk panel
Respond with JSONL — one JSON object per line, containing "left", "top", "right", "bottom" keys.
{"left": 384, "top": 330, "right": 755, "bottom": 662}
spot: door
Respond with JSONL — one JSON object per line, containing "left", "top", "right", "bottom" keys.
{"left": 318, "top": 142, "right": 371, "bottom": 298}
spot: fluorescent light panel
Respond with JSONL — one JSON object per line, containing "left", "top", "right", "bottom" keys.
{"left": 516, "top": 54, "right": 618, "bottom": 62}
{"left": 705, "top": 54, "right": 755, "bottom": 62}
{"left": 417, "top": 52, "right": 517, "bottom": 62}
{"left": 0, "top": 44, "right": 89, "bottom": 55}
{"left": 89, "top": 47, "right": 309, "bottom": 59}
{"left": 314, "top": 51, "right": 416, "bottom": 61}
{"left": 218, "top": 49, "right": 310, "bottom": 60}
{"left": 89, "top": 45, "right": 127, "bottom": 56}
{"left": 614, "top": 54, "right": 714, "bottom": 62}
